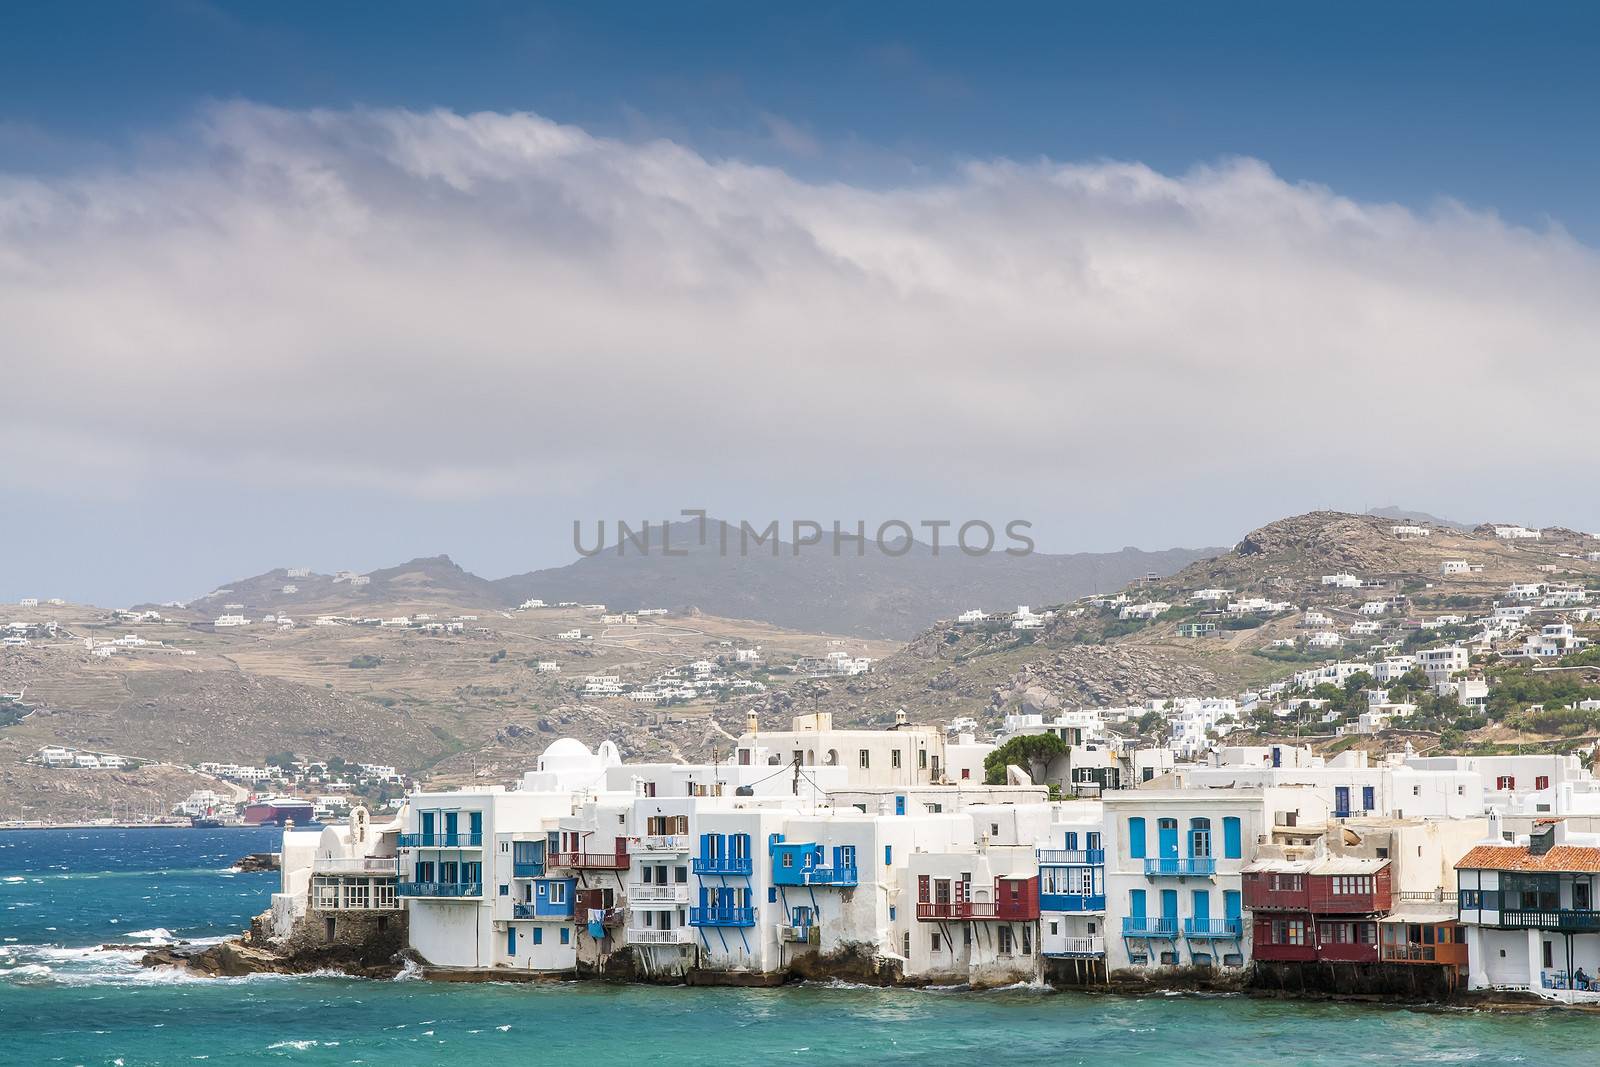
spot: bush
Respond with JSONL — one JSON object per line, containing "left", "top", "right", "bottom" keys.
{"left": 348, "top": 654, "right": 382, "bottom": 669}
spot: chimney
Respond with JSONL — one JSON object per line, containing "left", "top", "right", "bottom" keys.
{"left": 1529, "top": 823, "right": 1557, "bottom": 857}
{"left": 895, "top": 708, "right": 908, "bottom": 728}
{"left": 746, "top": 709, "right": 758, "bottom": 734}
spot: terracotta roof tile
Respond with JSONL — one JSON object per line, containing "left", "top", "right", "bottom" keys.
{"left": 1455, "top": 844, "right": 1600, "bottom": 873}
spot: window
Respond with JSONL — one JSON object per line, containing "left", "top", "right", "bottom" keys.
{"left": 919, "top": 750, "right": 928, "bottom": 770}
{"left": 1087, "top": 832, "right": 1102, "bottom": 851}
{"left": 931, "top": 934, "right": 942, "bottom": 953}
{"left": 1021, "top": 926, "right": 1032, "bottom": 955}
{"left": 1222, "top": 818, "right": 1241, "bottom": 859}
{"left": 997, "top": 927, "right": 1014, "bottom": 954}
{"left": 1190, "top": 818, "right": 1211, "bottom": 858}
{"left": 1049, "top": 921, "right": 1058, "bottom": 935}
{"left": 768, "top": 886, "right": 777, "bottom": 903}
{"left": 549, "top": 881, "right": 567, "bottom": 905}
{"left": 1361, "top": 786, "right": 1375, "bottom": 812}
{"left": 1537, "top": 776, "right": 1550, "bottom": 790}
{"left": 859, "top": 750, "right": 871, "bottom": 769}
{"left": 499, "top": 884, "right": 509, "bottom": 896}
{"left": 1064, "top": 832, "right": 1079, "bottom": 850}
{"left": 961, "top": 768, "right": 970, "bottom": 780}
{"left": 892, "top": 749, "right": 902, "bottom": 769}
{"left": 533, "top": 927, "right": 542, "bottom": 945}
{"left": 1496, "top": 775, "right": 1515, "bottom": 791}
{"left": 560, "top": 927, "right": 570, "bottom": 945}
{"left": 884, "top": 845, "right": 893, "bottom": 866}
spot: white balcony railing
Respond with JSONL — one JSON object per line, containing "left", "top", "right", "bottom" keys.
{"left": 312, "top": 856, "right": 399, "bottom": 876}
{"left": 626, "top": 926, "right": 695, "bottom": 945}
{"left": 628, "top": 883, "right": 691, "bottom": 904}
{"left": 631, "top": 835, "right": 691, "bottom": 853}
{"left": 1048, "top": 935, "right": 1106, "bottom": 957}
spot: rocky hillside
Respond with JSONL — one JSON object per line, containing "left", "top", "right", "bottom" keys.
{"left": 771, "top": 510, "right": 1599, "bottom": 733}
{"left": 172, "top": 522, "right": 1221, "bottom": 640}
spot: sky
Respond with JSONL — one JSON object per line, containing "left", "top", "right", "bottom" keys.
{"left": 3, "top": 2, "right": 1599, "bottom": 605}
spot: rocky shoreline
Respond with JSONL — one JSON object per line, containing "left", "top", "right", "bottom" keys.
{"left": 133, "top": 932, "right": 1597, "bottom": 1012}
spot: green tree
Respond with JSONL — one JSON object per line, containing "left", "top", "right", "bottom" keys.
{"left": 983, "top": 733, "right": 1069, "bottom": 785}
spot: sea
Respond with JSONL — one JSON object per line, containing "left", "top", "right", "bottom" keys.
{"left": 0, "top": 828, "right": 1592, "bottom": 1065}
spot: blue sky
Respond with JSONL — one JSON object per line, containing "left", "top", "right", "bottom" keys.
{"left": 3, "top": 3, "right": 1599, "bottom": 605}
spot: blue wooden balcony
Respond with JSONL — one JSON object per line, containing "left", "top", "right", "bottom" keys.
{"left": 1183, "top": 917, "right": 1242, "bottom": 939}
{"left": 1121, "top": 916, "right": 1178, "bottom": 938}
{"left": 1143, "top": 857, "right": 1216, "bottom": 877}
{"left": 1036, "top": 848, "right": 1106, "bottom": 866}
{"left": 688, "top": 905, "right": 756, "bottom": 927}
{"left": 1039, "top": 892, "right": 1105, "bottom": 913}
{"left": 398, "top": 832, "right": 483, "bottom": 849}
{"left": 692, "top": 855, "right": 753, "bottom": 876}
{"left": 397, "top": 880, "right": 482, "bottom": 898}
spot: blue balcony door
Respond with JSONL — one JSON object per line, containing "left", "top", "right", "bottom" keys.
{"left": 444, "top": 811, "right": 459, "bottom": 844}
{"left": 1189, "top": 818, "right": 1211, "bottom": 858}
{"left": 469, "top": 811, "right": 483, "bottom": 840}
{"left": 1192, "top": 889, "right": 1210, "bottom": 923}
{"left": 1160, "top": 889, "right": 1177, "bottom": 923}
{"left": 1224, "top": 890, "right": 1241, "bottom": 922}
{"left": 421, "top": 811, "right": 435, "bottom": 838}
{"left": 1130, "top": 889, "right": 1146, "bottom": 920}
{"left": 1158, "top": 819, "right": 1179, "bottom": 861}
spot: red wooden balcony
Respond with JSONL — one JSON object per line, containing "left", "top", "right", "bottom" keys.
{"left": 1242, "top": 873, "right": 1310, "bottom": 912}
{"left": 549, "top": 847, "right": 630, "bottom": 870}
{"left": 916, "top": 877, "right": 1039, "bottom": 921}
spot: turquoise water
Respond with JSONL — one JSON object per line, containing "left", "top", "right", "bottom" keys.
{"left": 1, "top": 829, "right": 1594, "bottom": 1065}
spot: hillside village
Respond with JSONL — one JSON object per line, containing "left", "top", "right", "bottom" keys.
{"left": 4, "top": 511, "right": 1600, "bottom": 828}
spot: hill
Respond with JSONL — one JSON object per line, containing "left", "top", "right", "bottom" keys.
{"left": 174, "top": 522, "right": 1221, "bottom": 640}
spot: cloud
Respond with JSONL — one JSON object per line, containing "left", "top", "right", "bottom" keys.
{"left": 1, "top": 102, "right": 1597, "bottom": 521}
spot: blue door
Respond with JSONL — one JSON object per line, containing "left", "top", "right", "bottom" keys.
{"left": 1160, "top": 889, "right": 1177, "bottom": 926}
{"left": 1192, "top": 889, "right": 1210, "bottom": 923}
{"left": 506, "top": 927, "right": 517, "bottom": 956}
{"left": 444, "top": 811, "right": 459, "bottom": 844}
{"left": 895, "top": 795, "right": 906, "bottom": 816}
{"left": 1158, "top": 819, "right": 1179, "bottom": 860}
{"left": 469, "top": 811, "right": 483, "bottom": 841}
{"left": 1129, "top": 889, "right": 1146, "bottom": 920}
{"left": 1224, "top": 890, "right": 1242, "bottom": 930}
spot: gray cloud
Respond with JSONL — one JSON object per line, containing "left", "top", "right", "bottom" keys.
{"left": 2, "top": 103, "right": 1596, "bottom": 520}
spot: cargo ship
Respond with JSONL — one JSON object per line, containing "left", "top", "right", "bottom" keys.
{"left": 241, "top": 796, "right": 318, "bottom": 827}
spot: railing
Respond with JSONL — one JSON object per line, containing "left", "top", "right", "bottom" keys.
{"left": 1183, "top": 917, "right": 1242, "bottom": 938}
{"left": 777, "top": 923, "right": 820, "bottom": 944}
{"left": 512, "top": 861, "right": 545, "bottom": 879}
{"left": 801, "top": 865, "right": 859, "bottom": 887}
{"left": 688, "top": 905, "right": 756, "bottom": 927}
{"left": 512, "top": 902, "right": 537, "bottom": 919}
{"left": 1540, "top": 970, "right": 1600, "bottom": 993}
{"left": 1037, "top": 848, "right": 1106, "bottom": 866}
{"left": 1121, "top": 917, "right": 1179, "bottom": 938}
{"left": 626, "top": 926, "right": 695, "bottom": 945}
{"left": 397, "top": 880, "right": 482, "bottom": 898}
{"left": 398, "top": 832, "right": 483, "bottom": 848}
{"left": 692, "top": 855, "right": 754, "bottom": 876}
{"left": 1397, "top": 889, "right": 1459, "bottom": 906}
{"left": 632, "top": 835, "right": 691, "bottom": 853}
{"left": 548, "top": 851, "right": 630, "bottom": 870}
{"left": 1144, "top": 857, "right": 1216, "bottom": 877}
{"left": 628, "top": 883, "right": 691, "bottom": 904}
{"left": 1039, "top": 893, "right": 1106, "bottom": 913}
{"left": 1044, "top": 935, "right": 1106, "bottom": 958}
{"left": 312, "top": 856, "right": 399, "bottom": 875}
{"left": 916, "top": 901, "right": 1041, "bottom": 922}
{"left": 1500, "top": 909, "right": 1600, "bottom": 931}
{"left": 1380, "top": 941, "right": 1468, "bottom": 965}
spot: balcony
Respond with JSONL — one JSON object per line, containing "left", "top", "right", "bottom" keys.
{"left": 688, "top": 905, "right": 756, "bottom": 927}
{"left": 399, "top": 833, "right": 483, "bottom": 849}
{"left": 1243, "top": 878, "right": 1310, "bottom": 913}
{"left": 513, "top": 861, "right": 545, "bottom": 879}
{"left": 1044, "top": 935, "right": 1105, "bottom": 958}
{"left": 916, "top": 900, "right": 1041, "bottom": 922}
{"left": 799, "top": 864, "right": 858, "bottom": 887}
{"left": 777, "top": 923, "right": 821, "bottom": 945}
{"left": 1499, "top": 908, "right": 1600, "bottom": 932}
{"left": 692, "top": 855, "right": 753, "bottom": 876}
{"left": 1036, "top": 848, "right": 1106, "bottom": 866}
{"left": 1039, "top": 892, "right": 1105, "bottom": 913}
{"left": 1396, "top": 889, "right": 1459, "bottom": 907}
{"left": 1252, "top": 939, "right": 1317, "bottom": 962}
{"left": 549, "top": 850, "right": 630, "bottom": 870}
{"left": 1144, "top": 857, "right": 1216, "bottom": 878}
{"left": 397, "top": 880, "right": 482, "bottom": 898}
{"left": 1183, "top": 918, "right": 1242, "bottom": 939}
{"left": 628, "top": 882, "right": 691, "bottom": 904}
{"left": 1121, "top": 917, "right": 1179, "bottom": 938}
{"left": 1317, "top": 941, "right": 1379, "bottom": 964}
{"left": 631, "top": 835, "right": 691, "bottom": 853}
{"left": 312, "top": 856, "right": 399, "bottom": 876}
{"left": 626, "top": 926, "right": 695, "bottom": 945}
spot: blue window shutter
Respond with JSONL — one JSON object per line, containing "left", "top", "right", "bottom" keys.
{"left": 1223, "top": 818, "right": 1241, "bottom": 859}
{"left": 1362, "top": 786, "right": 1375, "bottom": 811}
{"left": 884, "top": 845, "right": 892, "bottom": 866}
{"left": 1128, "top": 817, "right": 1146, "bottom": 859}
{"left": 533, "top": 927, "right": 542, "bottom": 945}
